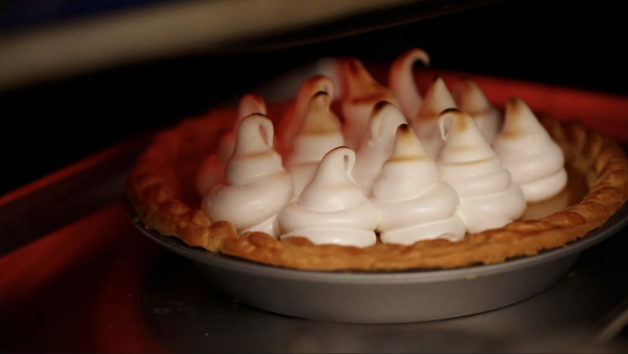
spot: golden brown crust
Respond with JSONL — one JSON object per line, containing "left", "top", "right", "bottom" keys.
{"left": 127, "top": 107, "right": 628, "bottom": 271}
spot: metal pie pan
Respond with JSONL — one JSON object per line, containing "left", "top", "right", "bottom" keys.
{"left": 131, "top": 202, "right": 628, "bottom": 323}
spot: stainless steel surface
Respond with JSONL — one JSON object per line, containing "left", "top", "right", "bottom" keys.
{"left": 596, "top": 298, "right": 628, "bottom": 342}
{"left": 139, "top": 226, "right": 628, "bottom": 352}
{"left": 131, "top": 201, "right": 628, "bottom": 323}
{"left": 0, "top": 0, "right": 497, "bottom": 89}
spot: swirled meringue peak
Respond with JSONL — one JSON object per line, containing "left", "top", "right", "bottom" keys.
{"left": 278, "top": 147, "right": 378, "bottom": 247}
{"left": 278, "top": 75, "right": 335, "bottom": 156}
{"left": 437, "top": 109, "right": 525, "bottom": 233}
{"left": 339, "top": 58, "right": 399, "bottom": 149}
{"left": 388, "top": 48, "right": 430, "bottom": 120}
{"left": 493, "top": 98, "right": 567, "bottom": 202}
{"left": 202, "top": 114, "right": 293, "bottom": 236}
{"left": 222, "top": 93, "right": 268, "bottom": 159}
{"left": 411, "top": 76, "right": 457, "bottom": 158}
{"left": 196, "top": 93, "right": 266, "bottom": 194}
{"left": 353, "top": 101, "right": 407, "bottom": 195}
{"left": 372, "top": 124, "right": 465, "bottom": 245}
{"left": 288, "top": 91, "right": 345, "bottom": 196}
{"left": 453, "top": 79, "right": 501, "bottom": 144}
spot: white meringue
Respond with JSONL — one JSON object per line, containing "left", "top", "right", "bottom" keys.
{"left": 339, "top": 58, "right": 399, "bottom": 149}
{"left": 278, "top": 75, "right": 335, "bottom": 157}
{"left": 353, "top": 101, "right": 407, "bottom": 195}
{"left": 196, "top": 93, "right": 266, "bottom": 195}
{"left": 202, "top": 114, "right": 293, "bottom": 236}
{"left": 220, "top": 93, "right": 268, "bottom": 161}
{"left": 277, "top": 147, "right": 378, "bottom": 247}
{"left": 288, "top": 91, "right": 345, "bottom": 197}
{"left": 493, "top": 98, "right": 567, "bottom": 202}
{"left": 372, "top": 124, "right": 465, "bottom": 245}
{"left": 388, "top": 48, "right": 430, "bottom": 120}
{"left": 437, "top": 109, "right": 526, "bottom": 233}
{"left": 453, "top": 79, "right": 501, "bottom": 144}
{"left": 411, "top": 77, "right": 457, "bottom": 158}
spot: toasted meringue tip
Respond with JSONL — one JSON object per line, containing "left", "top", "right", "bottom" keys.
{"left": 322, "top": 146, "right": 356, "bottom": 173}
{"left": 239, "top": 92, "right": 265, "bottom": 105}
{"left": 397, "top": 123, "right": 412, "bottom": 134}
{"left": 242, "top": 112, "right": 269, "bottom": 121}
{"left": 390, "top": 124, "right": 427, "bottom": 161}
{"left": 396, "top": 48, "right": 431, "bottom": 67}
{"left": 367, "top": 101, "right": 405, "bottom": 139}
{"left": 311, "top": 91, "right": 332, "bottom": 107}
{"left": 301, "top": 92, "right": 341, "bottom": 135}
{"left": 372, "top": 100, "right": 394, "bottom": 115}
{"left": 441, "top": 107, "right": 462, "bottom": 116}
{"left": 295, "top": 76, "right": 335, "bottom": 113}
{"left": 304, "top": 75, "right": 335, "bottom": 95}
{"left": 427, "top": 76, "right": 454, "bottom": 100}
{"left": 331, "top": 145, "right": 352, "bottom": 152}
{"left": 340, "top": 57, "right": 391, "bottom": 104}
{"left": 451, "top": 79, "right": 474, "bottom": 101}
{"left": 345, "top": 57, "right": 364, "bottom": 72}
{"left": 241, "top": 111, "right": 266, "bottom": 122}
{"left": 506, "top": 96, "right": 525, "bottom": 109}
{"left": 505, "top": 97, "right": 534, "bottom": 119}
{"left": 314, "top": 89, "right": 331, "bottom": 97}
{"left": 453, "top": 79, "right": 494, "bottom": 115}
{"left": 432, "top": 75, "right": 447, "bottom": 87}
{"left": 414, "top": 76, "right": 457, "bottom": 122}
{"left": 338, "top": 57, "right": 368, "bottom": 82}
{"left": 238, "top": 93, "right": 267, "bottom": 120}
{"left": 438, "top": 108, "right": 468, "bottom": 140}
{"left": 407, "top": 48, "right": 431, "bottom": 66}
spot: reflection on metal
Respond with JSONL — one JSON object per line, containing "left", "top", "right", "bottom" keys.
{"left": 131, "top": 201, "right": 628, "bottom": 323}
{"left": 0, "top": 135, "right": 150, "bottom": 256}
{"left": 0, "top": 0, "right": 500, "bottom": 90}
{"left": 139, "top": 234, "right": 628, "bottom": 352}
{"left": 596, "top": 298, "right": 628, "bottom": 342}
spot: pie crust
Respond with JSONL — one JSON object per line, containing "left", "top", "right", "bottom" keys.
{"left": 126, "top": 101, "right": 628, "bottom": 271}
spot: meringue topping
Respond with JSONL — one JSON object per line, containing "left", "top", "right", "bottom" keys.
{"left": 493, "top": 98, "right": 567, "bottom": 202}
{"left": 388, "top": 48, "right": 430, "bottom": 120}
{"left": 196, "top": 93, "right": 266, "bottom": 194}
{"left": 437, "top": 109, "right": 526, "bottom": 233}
{"left": 219, "top": 93, "right": 268, "bottom": 160}
{"left": 339, "top": 58, "right": 399, "bottom": 149}
{"left": 353, "top": 101, "right": 407, "bottom": 195}
{"left": 287, "top": 91, "right": 345, "bottom": 196}
{"left": 411, "top": 77, "right": 457, "bottom": 158}
{"left": 278, "top": 75, "right": 335, "bottom": 156}
{"left": 202, "top": 114, "right": 293, "bottom": 236}
{"left": 453, "top": 79, "right": 501, "bottom": 144}
{"left": 277, "top": 147, "right": 378, "bottom": 247}
{"left": 372, "top": 124, "right": 465, "bottom": 245}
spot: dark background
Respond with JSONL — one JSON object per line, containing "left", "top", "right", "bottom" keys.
{"left": 1, "top": 0, "right": 626, "bottom": 195}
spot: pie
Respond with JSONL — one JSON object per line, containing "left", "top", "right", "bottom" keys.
{"left": 126, "top": 52, "right": 628, "bottom": 271}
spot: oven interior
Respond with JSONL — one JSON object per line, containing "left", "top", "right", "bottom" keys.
{"left": 1, "top": 0, "right": 628, "bottom": 351}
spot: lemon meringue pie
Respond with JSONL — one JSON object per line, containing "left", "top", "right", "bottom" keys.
{"left": 127, "top": 50, "right": 628, "bottom": 271}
